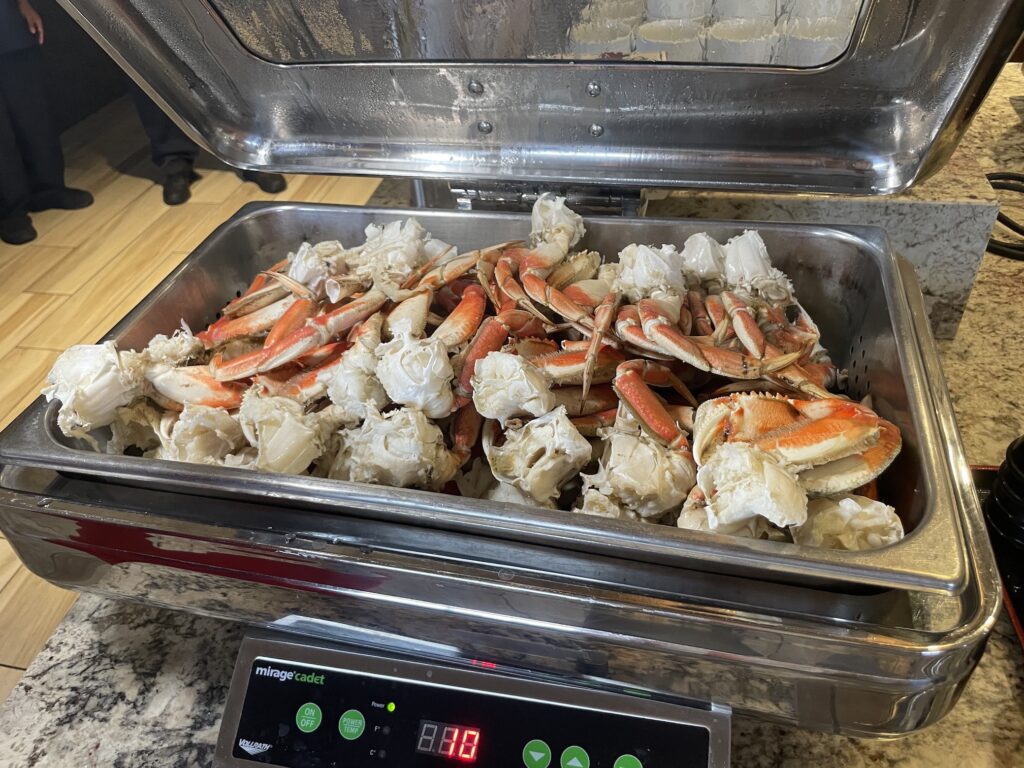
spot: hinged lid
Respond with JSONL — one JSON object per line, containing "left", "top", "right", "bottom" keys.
{"left": 64, "top": 0, "right": 1022, "bottom": 193}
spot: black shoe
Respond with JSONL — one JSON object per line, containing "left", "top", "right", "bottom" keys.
{"left": 241, "top": 170, "right": 287, "bottom": 194}
{"left": 162, "top": 160, "right": 198, "bottom": 206}
{"left": 27, "top": 187, "right": 94, "bottom": 212}
{"left": 0, "top": 214, "right": 37, "bottom": 245}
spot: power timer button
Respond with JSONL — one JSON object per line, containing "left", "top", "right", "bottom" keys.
{"left": 614, "top": 756, "right": 643, "bottom": 768}
{"left": 522, "top": 739, "right": 552, "bottom": 768}
{"left": 295, "top": 702, "right": 322, "bottom": 733}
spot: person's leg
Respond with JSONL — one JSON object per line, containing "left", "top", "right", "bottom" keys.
{"left": 1, "top": 47, "right": 91, "bottom": 213}
{"left": 129, "top": 82, "right": 200, "bottom": 205}
{"left": 128, "top": 82, "right": 199, "bottom": 168}
{"left": 0, "top": 83, "right": 36, "bottom": 245}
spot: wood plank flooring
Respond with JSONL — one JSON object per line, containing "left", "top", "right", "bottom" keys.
{"left": 0, "top": 96, "right": 380, "bottom": 702}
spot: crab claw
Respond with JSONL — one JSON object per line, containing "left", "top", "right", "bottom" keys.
{"left": 144, "top": 363, "right": 247, "bottom": 410}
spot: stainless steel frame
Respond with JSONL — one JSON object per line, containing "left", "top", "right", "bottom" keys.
{"left": 0, "top": 249, "right": 999, "bottom": 733}
{"left": 0, "top": 204, "right": 966, "bottom": 594}
{"left": 214, "top": 633, "right": 731, "bottom": 767}
{"left": 55, "top": 0, "right": 1023, "bottom": 193}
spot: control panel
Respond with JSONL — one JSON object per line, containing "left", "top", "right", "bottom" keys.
{"left": 215, "top": 633, "right": 729, "bottom": 768}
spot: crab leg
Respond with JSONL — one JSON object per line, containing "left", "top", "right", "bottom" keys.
{"left": 262, "top": 344, "right": 351, "bottom": 402}
{"left": 527, "top": 345, "right": 625, "bottom": 387}
{"left": 570, "top": 407, "right": 618, "bottom": 437}
{"left": 721, "top": 291, "right": 766, "bottom": 359}
{"left": 401, "top": 244, "right": 455, "bottom": 289}
{"left": 432, "top": 284, "right": 487, "bottom": 348}
{"left": 548, "top": 250, "right": 600, "bottom": 289}
{"left": 384, "top": 289, "right": 433, "bottom": 339}
{"left": 493, "top": 246, "right": 549, "bottom": 321}
{"left": 638, "top": 299, "right": 800, "bottom": 379}
{"left": 198, "top": 295, "right": 298, "bottom": 349}
{"left": 522, "top": 267, "right": 599, "bottom": 330}
{"left": 581, "top": 289, "right": 621, "bottom": 402}
{"left": 450, "top": 405, "right": 483, "bottom": 467}
{"left": 454, "top": 309, "right": 549, "bottom": 407}
{"left": 215, "top": 290, "right": 388, "bottom": 380}
{"left": 688, "top": 290, "right": 714, "bottom": 336}
{"left": 611, "top": 360, "right": 694, "bottom": 456}
{"left": 219, "top": 257, "right": 291, "bottom": 317}
{"left": 144, "top": 364, "right": 247, "bottom": 409}
{"left": 615, "top": 305, "right": 670, "bottom": 357}
{"left": 415, "top": 242, "right": 519, "bottom": 291}
{"left": 552, "top": 384, "right": 618, "bottom": 416}
{"left": 263, "top": 296, "right": 319, "bottom": 349}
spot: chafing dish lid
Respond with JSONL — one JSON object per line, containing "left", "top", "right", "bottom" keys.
{"left": 65, "top": 0, "right": 1022, "bottom": 193}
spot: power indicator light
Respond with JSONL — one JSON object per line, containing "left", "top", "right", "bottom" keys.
{"left": 387, "top": 702, "right": 396, "bottom": 713}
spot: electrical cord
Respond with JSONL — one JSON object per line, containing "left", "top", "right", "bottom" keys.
{"left": 987, "top": 172, "right": 1024, "bottom": 260}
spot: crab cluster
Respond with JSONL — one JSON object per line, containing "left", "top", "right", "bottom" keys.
{"left": 43, "top": 196, "right": 904, "bottom": 551}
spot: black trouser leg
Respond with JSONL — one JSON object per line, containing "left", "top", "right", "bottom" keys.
{"left": 128, "top": 82, "right": 198, "bottom": 168}
{"left": 0, "top": 47, "right": 64, "bottom": 215}
{"left": 0, "top": 81, "right": 30, "bottom": 220}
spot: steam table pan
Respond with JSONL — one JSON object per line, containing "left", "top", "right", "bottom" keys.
{"left": 0, "top": 203, "right": 968, "bottom": 594}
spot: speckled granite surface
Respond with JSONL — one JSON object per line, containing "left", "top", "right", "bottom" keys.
{"left": 0, "top": 68, "right": 1022, "bottom": 768}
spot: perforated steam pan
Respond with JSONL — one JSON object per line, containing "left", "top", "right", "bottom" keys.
{"left": 0, "top": 203, "right": 967, "bottom": 593}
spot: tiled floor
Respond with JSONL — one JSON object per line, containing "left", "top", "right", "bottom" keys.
{"left": 0, "top": 96, "right": 380, "bottom": 702}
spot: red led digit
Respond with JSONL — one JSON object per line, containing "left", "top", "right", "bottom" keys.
{"left": 442, "top": 727, "right": 460, "bottom": 757}
{"left": 457, "top": 729, "right": 480, "bottom": 761}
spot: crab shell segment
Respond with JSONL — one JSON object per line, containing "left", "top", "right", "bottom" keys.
{"left": 693, "top": 392, "right": 902, "bottom": 496}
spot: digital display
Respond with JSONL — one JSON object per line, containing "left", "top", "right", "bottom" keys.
{"left": 415, "top": 719, "right": 481, "bottom": 762}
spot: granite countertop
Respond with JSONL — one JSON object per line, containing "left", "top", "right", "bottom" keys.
{"left": 1, "top": 68, "right": 1022, "bottom": 768}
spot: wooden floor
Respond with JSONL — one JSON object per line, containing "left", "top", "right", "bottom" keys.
{"left": 0, "top": 97, "right": 380, "bottom": 703}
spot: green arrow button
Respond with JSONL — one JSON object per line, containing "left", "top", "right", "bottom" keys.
{"left": 522, "top": 739, "right": 552, "bottom": 768}
{"left": 295, "top": 702, "right": 322, "bottom": 733}
{"left": 614, "top": 756, "right": 643, "bottom": 768}
{"left": 560, "top": 745, "right": 590, "bottom": 768}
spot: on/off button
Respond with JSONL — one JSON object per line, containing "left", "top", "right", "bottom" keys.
{"left": 295, "top": 702, "right": 322, "bottom": 733}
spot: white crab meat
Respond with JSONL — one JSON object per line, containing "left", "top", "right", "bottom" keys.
{"left": 222, "top": 447, "right": 258, "bottom": 469}
{"left": 143, "top": 327, "right": 205, "bottom": 367}
{"left": 723, "top": 230, "right": 795, "bottom": 304}
{"left": 331, "top": 407, "right": 457, "bottom": 490}
{"left": 681, "top": 233, "right": 727, "bottom": 292}
{"left": 349, "top": 218, "right": 429, "bottom": 286}
{"left": 696, "top": 442, "right": 808, "bottom": 530}
{"left": 43, "top": 342, "right": 145, "bottom": 437}
{"left": 792, "top": 495, "right": 904, "bottom": 551}
{"left": 580, "top": 430, "right": 696, "bottom": 519}
{"left": 152, "top": 404, "right": 246, "bottom": 465}
{"left": 106, "top": 400, "right": 164, "bottom": 455}
{"left": 423, "top": 237, "right": 455, "bottom": 262}
{"left": 238, "top": 391, "right": 323, "bottom": 475}
{"left": 484, "top": 406, "right": 591, "bottom": 507}
{"left": 471, "top": 351, "right": 555, "bottom": 427}
{"left": 530, "top": 193, "right": 585, "bottom": 252}
{"left": 613, "top": 243, "right": 689, "bottom": 303}
{"left": 375, "top": 333, "right": 454, "bottom": 419}
{"left": 322, "top": 318, "right": 387, "bottom": 422}
{"left": 455, "top": 458, "right": 553, "bottom": 509}
{"left": 576, "top": 489, "right": 642, "bottom": 521}
{"left": 488, "top": 481, "right": 548, "bottom": 507}
{"left": 676, "top": 502, "right": 778, "bottom": 539}
{"left": 286, "top": 240, "right": 344, "bottom": 295}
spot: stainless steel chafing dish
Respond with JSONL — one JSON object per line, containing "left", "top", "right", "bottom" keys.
{"left": 1, "top": 0, "right": 1021, "bottom": 739}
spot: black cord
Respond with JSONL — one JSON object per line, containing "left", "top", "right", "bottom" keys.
{"left": 986, "top": 172, "right": 1024, "bottom": 261}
